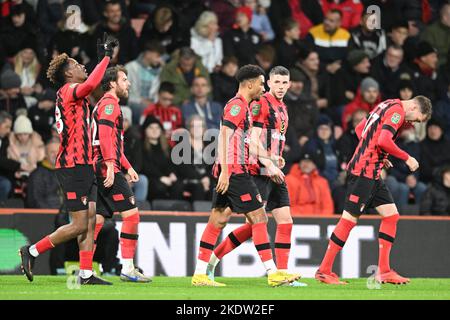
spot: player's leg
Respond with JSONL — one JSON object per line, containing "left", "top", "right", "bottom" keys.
{"left": 93, "top": 214, "right": 105, "bottom": 255}
{"left": 77, "top": 201, "right": 96, "bottom": 279}
{"left": 374, "top": 182, "right": 410, "bottom": 284}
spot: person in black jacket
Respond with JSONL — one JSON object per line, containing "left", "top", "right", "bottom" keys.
{"left": 141, "top": 116, "right": 183, "bottom": 201}
{"left": 26, "top": 138, "right": 61, "bottom": 208}
{"left": 420, "top": 166, "right": 450, "bottom": 216}
{"left": 211, "top": 56, "right": 238, "bottom": 105}
{"left": 0, "top": 69, "right": 27, "bottom": 119}
{"left": 419, "top": 118, "right": 450, "bottom": 184}
{"left": 28, "top": 88, "right": 56, "bottom": 143}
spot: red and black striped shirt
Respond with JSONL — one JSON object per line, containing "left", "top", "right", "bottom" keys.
{"left": 91, "top": 93, "right": 131, "bottom": 177}
{"left": 347, "top": 99, "right": 407, "bottom": 180}
{"left": 248, "top": 92, "right": 289, "bottom": 176}
{"left": 212, "top": 94, "right": 252, "bottom": 178}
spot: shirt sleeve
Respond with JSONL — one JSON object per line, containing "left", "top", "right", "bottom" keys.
{"left": 381, "top": 104, "right": 405, "bottom": 136}
{"left": 222, "top": 101, "right": 246, "bottom": 130}
{"left": 98, "top": 102, "right": 119, "bottom": 162}
{"left": 251, "top": 99, "right": 268, "bottom": 128}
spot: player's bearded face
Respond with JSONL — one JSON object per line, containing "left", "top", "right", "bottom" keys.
{"left": 116, "top": 71, "right": 130, "bottom": 98}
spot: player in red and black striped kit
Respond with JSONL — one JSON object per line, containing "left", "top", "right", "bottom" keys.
{"left": 315, "top": 96, "right": 432, "bottom": 285}
{"left": 90, "top": 66, "right": 151, "bottom": 283}
{"left": 19, "top": 34, "right": 117, "bottom": 285}
{"left": 192, "top": 65, "right": 299, "bottom": 287}
{"left": 205, "top": 66, "right": 306, "bottom": 287}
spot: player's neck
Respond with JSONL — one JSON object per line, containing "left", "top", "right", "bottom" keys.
{"left": 237, "top": 89, "right": 251, "bottom": 105}
{"left": 106, "top": 90, "right": 119, "bottom": 100}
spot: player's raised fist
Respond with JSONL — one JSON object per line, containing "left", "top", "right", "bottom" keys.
{"left": 97, "top": 32, "right": 119, "bottom": 61}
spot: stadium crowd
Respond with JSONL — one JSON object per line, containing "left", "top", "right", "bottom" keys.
{"left": 1, "top": 0, "right": 450, "bottom": 216}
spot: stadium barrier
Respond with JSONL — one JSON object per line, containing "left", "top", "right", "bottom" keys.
{"left": 1, "top": 209, "right": 449, "bottom": 278}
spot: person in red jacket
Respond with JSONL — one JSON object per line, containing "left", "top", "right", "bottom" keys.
{"left": 321, "top": 0, "right": 364, "bottom": 30}
{"left": 341, "top": 77, "right": 381, "bottom": 130}
{"left": 285, "top": 152, "right": 334, "bottom": 216}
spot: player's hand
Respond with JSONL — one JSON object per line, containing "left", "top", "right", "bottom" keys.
{"left": 97, "top": 32, "right": 119, "bottom": 61}
{"left": 216, "top": 172, "right": 229, "bottom": 195}
{"left": 383, "top": 159, "right": 393, "bottom": 169}
{"left": 104, "top": 162, "right": 115, "bottom": 188}
{"left": 127, "top": 167, "right": 139, "bottom": 183}
{"left": 405, "top": 156, "right": 419, "bottom": 172}
{"left": 267, "top": 164, "right": 285, "bottom": 184}
{"left": 271, "top": 155, "right": 285, "bottom": 169}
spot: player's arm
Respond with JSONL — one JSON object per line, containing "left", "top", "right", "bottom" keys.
{"left": 74, "top": 57, "right": 110, "bottom": 99}
{"left": 215, "top": 124, "right": 234, "bottom": 194}
{"left": 98, "top": 103, "right": 119, "bottom": 186}
{"left": 121, "top": 153, "right": 139, "bottom": 182}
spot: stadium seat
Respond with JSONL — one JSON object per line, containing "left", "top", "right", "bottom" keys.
{"left": 151, "top": 199, "right": 192, "bottom": 212}
{"left": 193, "top": 200, "right": 212, "bottom": 212}
{"left": 136, "top": 200, "right": 151, "bottom": 210}
{"left": 1, "top": 198, "right": 25, "bottom": 208}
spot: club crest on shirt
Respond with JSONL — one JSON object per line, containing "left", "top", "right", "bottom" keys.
{"left": 105, "top": 104, "right": 114, "bottom": 115}
{"left": 256, "top": 194, "right": 262, "bottom": 203}
{"left": 252, "top": 104, "right": 261, "bottom": 116}
{"left": 280, "top": 119, "right": 286, "bottom": 134}
{"left": 230, "top": 105, "right": 241, "bottom": 116}
{"left": 391, "top": 113, "right": 401, "bottom": 124}
{"left": 129, "top": 196, "right": 136, "bottom": 205}
{"left": 81, "top": 196, "right": 87, "bottom": 206}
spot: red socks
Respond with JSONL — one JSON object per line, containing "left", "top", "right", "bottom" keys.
{"left": 275, "top": 223, "right": 292, "bottom": 270}
{"left": 79, "top": 250, "right": 94, "bottom": 271}
{"left": 378, "top": 214, "right": 399, "bottom": 273}
{"left": 214, "top": 223, "right": 252, "bottom": 259}
{"left": 252, "top": 222, "right": 273, "bottom": 262}
{"left": 35, "top": 236, "right": 55, "bottom": 254}
{"left": 120, "top": 213, "right": 139, "bottom": 259}
{"left": 198, "top": 222, "right": 222, "bottom": 262}
{"left": 92, "top": 222, "right": 103, "bottom": 255}
{"left": 319, "top": 218, "right": 356, "bottom": 274}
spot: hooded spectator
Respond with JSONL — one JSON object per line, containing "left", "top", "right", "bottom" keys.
{"left": 409, "top": 41, "right": 439, "bottom": 102}
{"left": 0, "top": 69, "right": 27, "bottom": 118}
{"left": 28, "top": 88, "right": 56, "bottom": 142}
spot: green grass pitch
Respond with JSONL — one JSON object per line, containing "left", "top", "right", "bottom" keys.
{"left": 1, "top": 276, "right": 449, "bottom": 300}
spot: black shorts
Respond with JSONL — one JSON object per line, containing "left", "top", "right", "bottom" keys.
{"left": 211, "top": 173, "right": 263, "bottom": 214}
{"left": 96, "top": 172, "right": 137, "bottom": 218}
{"left": 252, "top": 175, "right": 290, "bottom": 212}
{"left": 56, "top": 165, "right": 96, "bottom": 212}
{"left": 343, "top": 173, "right": 395, "bottom": 216}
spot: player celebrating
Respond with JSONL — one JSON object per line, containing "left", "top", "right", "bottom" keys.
{"left": 191, "top": 65, "right": 299, "bottom": 287}
{"left": 91, "top": 66, "right": 151, "bottom": 283}
{"left": 205, "top": 66, "right": 306, "bottom": 287}
{"left": 315, "top": 96, "right": 432, "bottom": 285}
{"left": 19, "top": 35, "right": 117, "bottom": 285}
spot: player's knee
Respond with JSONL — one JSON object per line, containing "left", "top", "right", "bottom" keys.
{"left": 71, "top": 222, "right": 88, "bottom": 235}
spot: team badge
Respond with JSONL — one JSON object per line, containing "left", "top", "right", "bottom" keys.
{"left": 391, "top": 113, "right": 401, "bottom": 124}
{"left": 81, "top": 196, "right": 87, "bottom": 206}
{"left": 105, "top": 104, "right": 114, "bottom": 115}
{"left": 252, "top": 104, "right": 261, "bottom": 116}
{"left": 129, "top": 196, "right": 136, "bottom": 206}
{"left": 230, "top": 105, "right": 241, "bottom": 116}
{"left": 256, "top": 194, "right": 262, "bottom": 203}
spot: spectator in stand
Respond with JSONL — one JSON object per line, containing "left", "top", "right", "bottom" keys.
{"left": 190, "top": 11, "right": 223, "bottom": 73}
{"left": 385, "top": 126, "right": 427, "bottom": 209}
{"left": 420, "top": 118, "right": 450, "bottom": 184}
{"left": 306, "top": 9, "right": 351, "bottom": 74}
{"left": 2, "top": 3, "right": 40, "bottom": 58}
{"left": 285, "top": 68, "right": 319, "bottom": 147}
{"left": 36, "top": 0, "right": 64, "bottom": 46}
{"left": 409, "top": 41, "right": 439, "bottom": 102}
{"left": 89, "top": 0, "right": 138, "bottom": 64}
{"left": 336, "top": 108, "right": 368, "bottom": 166}
{"left": 211, "top": 56, "right": 238, "bottom": 105}
{"left": 275, "top": 18, "right": 303, "bottom": 69}
{"left": 293, "top": 46, "right": 329, "bottom": 112}
{"left": 160, "top": 47, "right": 211, "bottom": 106}
{"left": 125, "top": 41, "right": 165, "bottom": 124}
{"left": 28, "top": 88, "right": 56, "bottom": 143}
{"left": 437, "top": 49, "right": 450, "bottom": 100}
{"left": 139, "top": 4, "right": 188, "bottom": 58}
{"left": 7, "top": 114, "right": 44, "bottom": 172}
{"left": 434, "top": 84, "right": 450, "bottom": 141}
{"left": 321, "top": 0, "right": 363, "bottom": 31}
{"left": 121, "top": 106, "right": 148, "bottom": 203}
{"left": 141, "top": 82, "right": 182, "bottom": 145}
{"left": 181, "top": 76, "right": 222, "bottom": 130}
{"left": 349, "top": 12, "right": 387, "bottom": 60}
{"left": 268, "top": 0, "right": 323, "bottom": 40}
{"left": 341, "top": 77, "right": 381, "bottom": 131}
{"left": 0, "top": 69, "right": 27, "bottom": 119}
{"left": 285, "top": 152, "right": 334, "bottom": 216}
{"left": 13, "top": 48, "right": 42, "bottom": 108}
{"left": 329, "top": 50, "right": 371, "bottom": 117}
{"left": 222, "top": 6, "right": 262, "bottom": 66}
{"left": 370, "top": 44, "right": 412, "bottom": 99}
{"left": 176, "top": 115, "right": 213, "bottom": 201}
{"left": 79, "top": 0, "right": 129, "bottom": 26}
{"left": 255, "top": 43, "right": 276, "bottom": 74}
{"left": 26, "top": 138, "right": 60, "bottom": 208}
{"left": 209, "top": 0, "right": 242, "bottom": 34}
{"left": 420, "top": 166, "right": 450, "bottom": 216}
{"left": 0, "top": 112, "right": 33, "bottom": 201}
{"left": 244, "top": 0, "right": 275, "bottom": 42}
{"left": 141, "top": 116, "right": 183, "bottom": 201}
{"left": 303, "top": 116, "right": 340, "bottom": 188}
{"left": 386, "top": 20, "right": 409, "bottom": 48}
{"left": 420, "top": 3, "right": 450, "bottom": 67}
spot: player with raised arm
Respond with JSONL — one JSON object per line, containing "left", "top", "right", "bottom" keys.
{"left": 315, "top": 96, "right": 432, "bottom": 285}
{"left": 191, "top": 65, "right": 299, "bottom": 287}
{"left": 91, "top": 65, "right": 151, "bottom": 283}
{"left": 19, "top": 33, "right": 117, "bottom": 285}
{"left": 205, "top": 66, "right": 306, "bottom": 287}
